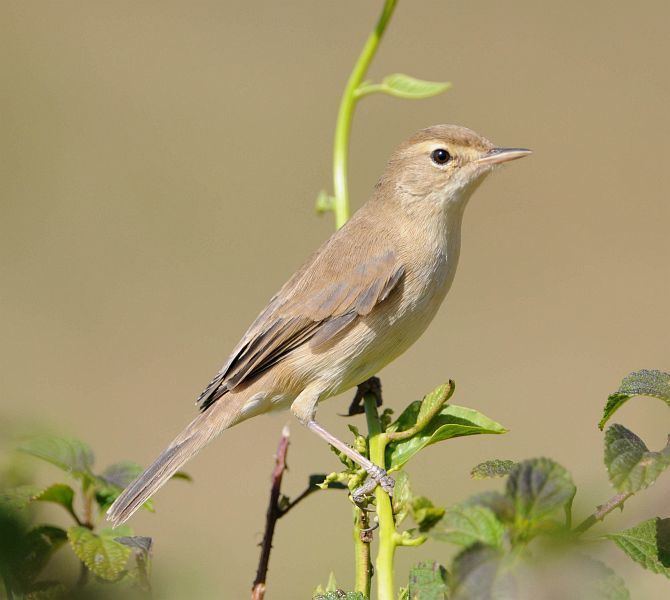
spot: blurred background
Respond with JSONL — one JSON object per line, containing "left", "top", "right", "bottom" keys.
{"left": 1, "top": 0, "right": 669, "bottom": 597}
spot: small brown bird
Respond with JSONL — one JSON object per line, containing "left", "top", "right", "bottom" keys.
{"left": 107, "top": 124, "right": 530, "bottom": 525}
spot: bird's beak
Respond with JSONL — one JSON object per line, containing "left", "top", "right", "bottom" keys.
{"left": 476, "top": 147, "right": 532, "bottom": 166}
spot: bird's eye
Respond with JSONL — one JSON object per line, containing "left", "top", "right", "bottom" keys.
{"left": 431, "top": 148, "right": 451, "bottom": 165}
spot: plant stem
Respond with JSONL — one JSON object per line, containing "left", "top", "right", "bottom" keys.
{"left": 353, "top": 506, "right": 372, "bottom": 597}
{"left": 331, "top": 0, "right": 398, "bottom": 229}
{"left": 251, "top": 426, "right": 291, "bottom": 600}
{"left": 573, "top": 491, "right": 634, "bottom": 535}
{"left": 364, "top": 395, "right": 396, "bottom": 600}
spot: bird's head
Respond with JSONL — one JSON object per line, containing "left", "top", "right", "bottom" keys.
{"left": 380, "top": 124, "right": 531, "bottom": 211}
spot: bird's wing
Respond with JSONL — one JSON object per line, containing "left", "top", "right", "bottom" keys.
{"left": 196, "top": 220, "right": 404, "bottom": 410}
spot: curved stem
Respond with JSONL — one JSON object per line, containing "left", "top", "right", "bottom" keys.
{"left": 573, "top": 491, "right": 633, "bottom": 535}
{"left": 364, "top": 395, "right": 396, "bottom": 600}
{"left": 332, "top": 0, "right": 399, "bottom": 229}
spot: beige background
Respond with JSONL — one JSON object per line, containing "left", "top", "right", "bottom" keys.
{"left": 2, "top": 1, "right": 669, "bottom": 597}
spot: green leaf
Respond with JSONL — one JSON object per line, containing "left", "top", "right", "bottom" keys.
{"left": 18, "top": 526, "right": 67, "bottom": 584}
{"left": 0, "top": 484, "right": 42, "bottom": 510}
{"left": 313, "top": 593, "right": 366, "bottom": 600}
{"left": 407, "top": 561, "right": 449, "bottom": 599}
{"left": 463, "top": 492, "right": 515, "bottom": 523}
{"left": 604, "top": 424, "right": 670, "bottom": 492}
{"left": 471, "top": 459, "right": 516, "bottom": 480}
{"left": 506, "top": 458, "right": 576, "bottom": 537}
{"left": 607, "top": 517, "right": 670, "bottom": 577}
{"left": 599, "top": 369, "right": 670, "bottom": 429}
{"left": 0, "top": 483, "right": 76, "bottom": 519}
{"left": 34, "top": 484, "right": 76, "bottom": 517}
{"left": 392, "top": 471, "right": 412, "bottom": 526}
{"left": 411, "top": 497, "right": 445, "bottom": 533}
{"left": 387, "top": 404, "right": 506, "bottom": 469}
{"left": 359, "top": 74, "right": 451, "bottom": 100}
{"left": 18, "top": 436, "right": 94, "bottom": 482}
{"left": 433, "top": 504, "right": 505, "bottom": 548}
{"left": 67, "top": 525, "right": 132, "bottom": 581}
{"left": 450, "top": 545, "right": 514, "bottom": 600}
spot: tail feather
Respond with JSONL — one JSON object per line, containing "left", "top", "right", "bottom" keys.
{"left": 107, "top": 397, "right": 244, "bottom": 526}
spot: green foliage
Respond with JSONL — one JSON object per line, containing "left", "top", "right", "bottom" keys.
{"left": 599, "top": 369, "right": 670, "bottom": 429}
{"left": 357, "top": 74, "right": 451, "bottom": 100}
{"left": 405, "top": 561, "right": 449, "bottom": 599}
{"left": 68, "top": 526, "right": 133, "bottom": 581}
{"left": 470, "top": 459, "right": 516, "bottom": 480}
{"left": 607, "top": 518, "right": 670, "bottom": 577}
{"left": 387, "top": 400, "right": 507, "bottom": 470}
{"left": 433, "top": 504, "right": 504, "bottom": 548}
{"left": 604, "top": 424, "right": 670, "bottom": 492}
{"left": 506, "top": 458, "right": 576, "bottom": 537}
{"left": 0, "top": 434, "right": 188, "bottom": 598}
{"left": 313, "top": 572, "right": 367, "bottom": 599}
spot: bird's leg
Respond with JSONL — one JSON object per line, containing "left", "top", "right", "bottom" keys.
{"left": 291, "top": 386, "right": 394, "bottom": 499}
{"left": 344, "top": 376, "right": 382, "bottom": 416}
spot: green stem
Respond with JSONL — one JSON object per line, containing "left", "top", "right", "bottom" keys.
{"left": 353, "top": 507, "right": 372, "bottom": 597}
{"left": 332, "top": 0, "right": 398, "bottom": 229}
{"left": 364, "top": 395, "right": 396, "bottom": 600}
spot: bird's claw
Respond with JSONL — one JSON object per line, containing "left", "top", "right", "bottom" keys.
{"left": 351, "top": 464, "right": 395, "bottom": 504}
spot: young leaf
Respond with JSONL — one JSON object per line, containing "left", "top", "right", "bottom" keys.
{"left": 411, "top": 497, "right": 445, "bottom": 533}
{"left": 471, "top": 459, "right": 516, "bottom": 480}
{"left": 18, "top": 436, "right": 94, "bottom": 482}
{"left": 433, "top": 504, "right": 504, "bottom": 548}
{"left": 67, "top": 526, "right": 132, "bottom": 581}
{"left": 387, "top": 404, "right": 506, "bottom": 470}
{"left": 34, "top": 484, "right": 76, "bottom": 518}
{"left": 407, "top": 561, "right": 449, "bottom": 599}
{"left": 22, "top": 581, "right": 67, "bottom": 599}
{"left": 599, "top": 369, "right": 670, "bottom": 429}
{"left": 506, "top": 458, "right": 576, "bottom": 534}
{"left": 607, "top": 517, "right": 670, "bottom": 577}
{"left": 0, "top": 484, "right": 42, "bottom": 510}
{"left": 313, "top": 593, "right": 366, "bottom": 600}
{"left": 360, "top": 74, "right": 451, "bottom": 100}
{"left": 604, "top": 424, "right": 670, "bottom": 492}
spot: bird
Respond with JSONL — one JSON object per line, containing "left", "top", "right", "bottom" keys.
{"left": 107, "top": 124, "right": 530, "bottom": 526}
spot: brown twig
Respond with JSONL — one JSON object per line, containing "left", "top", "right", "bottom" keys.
{"left": 251, "top": 426, "right": 291, "bottom": 600}
{"left": 573, "top": 491, "right": 634, "bottom": 534}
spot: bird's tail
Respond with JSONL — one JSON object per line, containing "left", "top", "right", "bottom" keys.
{"left": 107, "top": 393, "right": 249, "bottom": 527}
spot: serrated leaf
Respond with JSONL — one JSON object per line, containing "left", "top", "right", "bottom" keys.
{"left": 604, "top": 424, "right": 670, "bottom": 492}
{"left": 99, "top": 461, "right": 143, "bottom": 487}
{"left": 450, "top": 544, "right": 515, "bottom": 600}
{"left": 599, "top": 369, "right": 670, "bottom": 429}
{"left": 471, "top": 459, "right": 516, "bottom": 480}
{"left": 411, "top": 497, "right": 445, "bottom": 533}
{"left": 34, "top": 484, "right": 76, "bottom": 517}
{"left": 506, "top": 458, "right": 576, "bottom": 538}
{"left": 607, "top": 517, "right": 670, "bottom": 577}
{"left": 387, "top": 404, "right": 506, "bottom": 469}
{"left": 116, "top": 535, "right": 152, "bottom": 556}
{"left": 378, "top": 73, "right": 450, "bottom": 99}
{"left": 18, "top": 436, "right": 94, "bottom": 482}
{"left": 407, "top": 561, "right": 448, "bottom": 599}
{"left": 67, "top": 525, "right": 132, "bottom": 581}
{"left": 433, "top": 504, "right": 505, "bottom": 548}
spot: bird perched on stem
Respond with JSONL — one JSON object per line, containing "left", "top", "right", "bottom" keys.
{"left": 107, "top": 124, "right": 530, "bottom": 526}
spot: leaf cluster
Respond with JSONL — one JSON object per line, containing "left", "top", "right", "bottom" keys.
{"left": 0, "top": 435, "right": 188, "bottom": 598}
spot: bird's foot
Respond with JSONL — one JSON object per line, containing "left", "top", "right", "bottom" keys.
{"left": 351, "top": 464, "right": 395, "bottom": 504}
{"left": 344, "top": 376, "right": 383, "bottom": 417}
